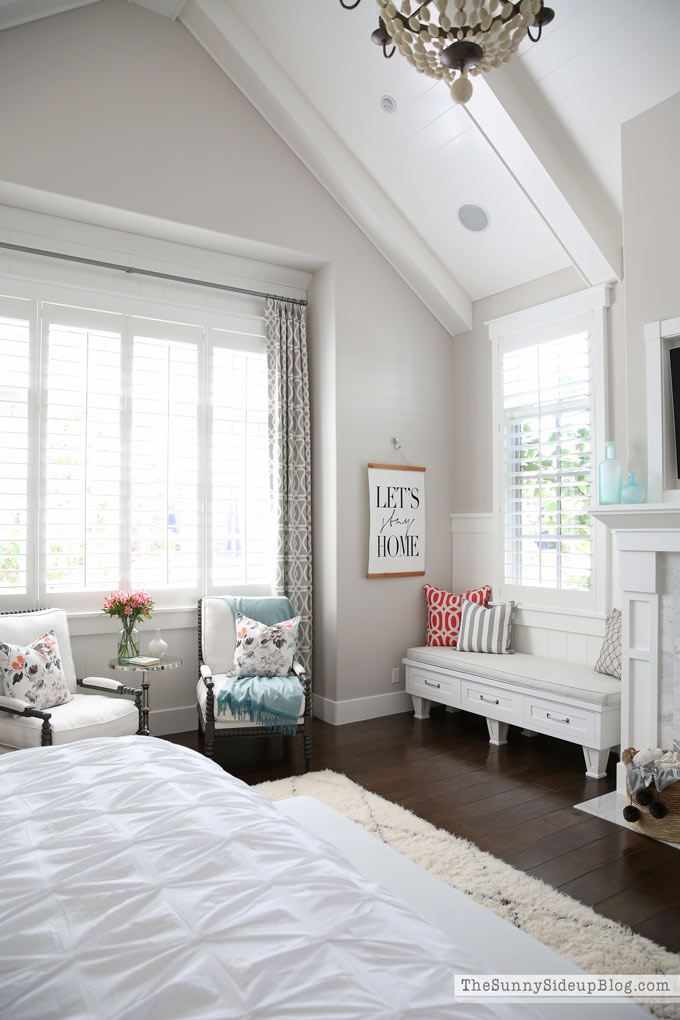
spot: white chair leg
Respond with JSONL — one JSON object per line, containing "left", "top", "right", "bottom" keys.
{"left": 583, "top": 746, "right": 610, "bottom": 779}
{"left": 486, "top": 718, "right": 509, "bottom": 746}
{"left": 521, "top": 729, "right": 538, "bottom": 737}
{"left": 411, "top": 695, "right": 432, "bottom": 720}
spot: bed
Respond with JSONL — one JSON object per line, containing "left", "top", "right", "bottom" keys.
{"left": 0, "top": 737, "right": 647, "bottom": 1020}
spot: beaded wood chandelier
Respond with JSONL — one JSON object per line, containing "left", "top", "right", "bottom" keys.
{"left": 339, "top": 0, "right": 555, "bottom": 104}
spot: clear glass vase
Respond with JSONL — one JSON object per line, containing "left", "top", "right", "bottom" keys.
{"left": 117, "top": 621, "right": 140, "bottom": 661}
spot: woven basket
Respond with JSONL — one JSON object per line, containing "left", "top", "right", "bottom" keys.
{"left": 622, "top": 747, "right": 680, "bottom": 842}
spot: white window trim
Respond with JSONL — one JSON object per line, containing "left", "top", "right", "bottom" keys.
{"left": 488, "top": 285, "right": 611, "bottom": 614}
{"left": 0, "top": 281, "right": 274, "bottom": 615}
{"left": 0, "top": 206, "right": 310, "bottom": 619}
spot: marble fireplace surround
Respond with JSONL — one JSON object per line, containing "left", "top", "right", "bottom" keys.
{"left": 578, "top": 505, "right": 680, "bottom": 846}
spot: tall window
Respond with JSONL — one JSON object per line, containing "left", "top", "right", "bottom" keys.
{"left": 0, "top": 296, "right": 272, "bottom": 611}
{"left": 0, "top": 301, "right": 33, "bottom": 601}
{"left": 501, "top": 332, "right": 592, "bottom": 592}
{"left": 491, "top": 287, "right": 609, "bottom": 612}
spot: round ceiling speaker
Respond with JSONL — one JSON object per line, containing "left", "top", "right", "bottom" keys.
{"left": 458, "top": 203, "right": 490, "bottom": 232}
{"left": 380, "top": 95, "right": 398, "bottom": 114}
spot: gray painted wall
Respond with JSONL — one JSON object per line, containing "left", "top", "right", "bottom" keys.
{"left": 0, "top": 0, "right": 455, "bottom": 716}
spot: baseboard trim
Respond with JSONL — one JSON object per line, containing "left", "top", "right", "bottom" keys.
{"left": 151, "top": 692, "right": 415, "bottom": 733}
{"left": 313, "top": 690, "right": 412, "bottom": 726}
{"left": 150, "top": 705, "right": 196, "bottom": 736}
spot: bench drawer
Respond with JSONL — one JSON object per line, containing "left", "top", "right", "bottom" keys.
{"left": 460, "top": 678, "right": 522, "bottom": 723}
{"left": 523, "top": 694, "right": 596, "bottom": 744}
{"left": 406, "top": 666, "right": 460, "bottom": 705}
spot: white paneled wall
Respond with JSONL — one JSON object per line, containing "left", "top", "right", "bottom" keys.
{"left": 69, "top": 611, "right": 198, "bottom": 735}
{"left": 451, "top": 513, "right": 606, "bottom": 666}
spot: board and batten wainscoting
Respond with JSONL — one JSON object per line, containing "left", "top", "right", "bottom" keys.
{"left": 69, "top": 609, "right": 199, "bottom": 737}
{"left": 450, "top": 514, "right": 607, "bottom": 667}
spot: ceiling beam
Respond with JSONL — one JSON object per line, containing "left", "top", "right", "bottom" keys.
{"left": 0, "top": 0, "right": 100, "bottom": 32}
{"left": 180, "top": 0, "right": 472, "bottom": 335}
{"left": 466, "top": 69, "right": 622, "bottom": 286}
{"left": 129, "top": 0, "right": 185, "bottom": 18}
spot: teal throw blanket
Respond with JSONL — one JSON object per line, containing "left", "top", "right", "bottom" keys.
{"left": 216, "top": 595, "right": 303, "bottom": 734}
{"left": 216, "top": 674, "right": 303, "bottom": 735}
{"left": 224, "top": 595, "right": 296, "bottom": 627}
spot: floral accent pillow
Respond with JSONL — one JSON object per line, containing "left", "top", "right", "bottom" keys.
{"left": 0, "top": 630, "right": 72, "bottom": 709}
{"left": 231, "top": 613, "right": 300, "bottom": 678}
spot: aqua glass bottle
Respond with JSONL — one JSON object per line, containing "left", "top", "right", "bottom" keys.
{"left": 621, "top": 472, "right": 645, "bottom": 504}
{"left": 598, "top": 441, "right": 622, "bottom": 505}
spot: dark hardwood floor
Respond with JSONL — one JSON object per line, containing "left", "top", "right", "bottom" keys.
{"left": 165, "top": 707, "right": 680, "bottom": 954}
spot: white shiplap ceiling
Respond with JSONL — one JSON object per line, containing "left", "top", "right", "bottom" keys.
{"left": 220, "top": 0, "right": 571, "bottom": 303}
{"left": 3, "top": 0, "right": 680, "bottom": 333}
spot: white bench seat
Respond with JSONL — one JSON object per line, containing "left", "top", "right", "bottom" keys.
{"left": 403, "top": 646, "right": 621, "bottom": 778}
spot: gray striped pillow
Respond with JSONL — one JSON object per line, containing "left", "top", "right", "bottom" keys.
{"left": 457, "top": 599, "right": 516, "bottom": 654}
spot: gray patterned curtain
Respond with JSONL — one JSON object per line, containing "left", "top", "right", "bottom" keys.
{"left": 265, "top": 298, "right": 312, "bottom": 673}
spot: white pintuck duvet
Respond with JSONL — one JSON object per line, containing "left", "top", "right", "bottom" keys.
{"left": 0, "top": 736, "right": 535, "bottom": 1019}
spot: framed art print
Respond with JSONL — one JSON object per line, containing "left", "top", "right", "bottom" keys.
{"left": 367, "top": 463, "right": 425, "bottom": 578}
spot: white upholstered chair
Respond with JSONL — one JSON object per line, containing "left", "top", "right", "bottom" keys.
{"left": 197, "top": 596, "right": 312, "bottom": 770}
{"left": 0, "top": 608, "right": 142, "bottom": 752}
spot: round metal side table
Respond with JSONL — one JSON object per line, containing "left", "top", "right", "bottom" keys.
{"left": 109, "top": 655, "right": 182, "bottom": 736}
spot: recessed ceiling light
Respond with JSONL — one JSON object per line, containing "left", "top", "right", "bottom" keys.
{"left": 458, "top": 203, "right": 490, "bottom": 232}
{"left": 380, "top": 95, "right": 397, "bottom": 114}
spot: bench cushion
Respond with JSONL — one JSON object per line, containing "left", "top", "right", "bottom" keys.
{"left": 405, "top": 647, "right": 621, "bottom": 707}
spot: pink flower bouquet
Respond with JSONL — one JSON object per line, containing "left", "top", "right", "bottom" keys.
{"left": 103, "top": 590, "right": 154, "bottom": 660}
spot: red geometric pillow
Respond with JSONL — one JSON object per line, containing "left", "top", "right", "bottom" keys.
{"left": 423, "top": 584, "right": 492, "bottom": 647}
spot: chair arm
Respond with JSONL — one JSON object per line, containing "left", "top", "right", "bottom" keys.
{"left": 77, "top": 677, "right": 142, "bottom": 698}
{"left": 200, "top": 663, "right": 214, "bottom": 689}
{"left": 0, "top": 694, "right": 31, "bottom": 713}
{"left": 0, "top": 695, "right": 51, "bottom": 721}
{"left": 292, "top": 663, "right": 312, "bottom": 720}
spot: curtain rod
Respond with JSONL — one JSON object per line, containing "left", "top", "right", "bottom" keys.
{"left": 0, "top": 241, "right": 308, "bottom": 307}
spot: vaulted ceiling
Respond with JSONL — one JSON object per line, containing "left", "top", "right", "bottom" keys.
{"left": 2, "top": 0, "right": 680, "bottom": 333}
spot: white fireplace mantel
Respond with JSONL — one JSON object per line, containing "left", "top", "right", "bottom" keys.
{"left": 590, "top": 503, "right": 680, "bottom": 537}
{"left": 589, "top": 504, "right": 680, "bottom": 793}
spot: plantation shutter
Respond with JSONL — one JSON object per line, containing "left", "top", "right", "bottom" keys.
{"left": 0, "top": 293, "right": 277, "bottom": 610}
{"left": 0, "top": 298, "right": 33, "bottom": 598}
{"left": 210, "top": 331, "right": 271, "bottom": 587}
{"left": 43, "top": 306, "right": 123, "bottom": 594}
{"left": 129, "top": 319, "right": 202, "bottom": 590}
{"left": 501, "top": 331, "right": 593, "bottom": 592}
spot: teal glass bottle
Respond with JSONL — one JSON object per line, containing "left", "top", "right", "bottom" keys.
{"left": 598, "top": 441, "right": 622, "bottom": 505}
{"left": 621, "top": 472, "right": 645, "bottom": 504}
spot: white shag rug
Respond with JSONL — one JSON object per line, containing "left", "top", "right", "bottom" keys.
{"left": 256, "top": 769, "right": 680, "bottom": 1020}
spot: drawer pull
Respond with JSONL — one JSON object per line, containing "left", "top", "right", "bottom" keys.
{"left": 424, "top": 679, "right": 441, "bottom": 689}
{"left": 479, "top": 694, "right": 499, "bottom": 705}
{"left": 547, "top": 711, "right": 570, "bottom": 725}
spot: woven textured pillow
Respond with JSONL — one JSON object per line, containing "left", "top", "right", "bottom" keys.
{"left": 457, "top": 599, "right": 516, "bottom": 654}
{"left": 231, "top": 613, "right": 300, "bottom": 678}
{"left": 0, "top": 630, "right": 72, "bottom": 709}
{"left": 595, "top": 608, "right": 622, "bottom": 679}
{"left": 424, "top": 584, "right": 492, "bottom": 647}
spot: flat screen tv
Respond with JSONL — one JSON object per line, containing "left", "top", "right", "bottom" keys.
{"left": 669, "top": 346, "right": 680, "bottom": 479}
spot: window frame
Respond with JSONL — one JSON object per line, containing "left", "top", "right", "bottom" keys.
{"left": 0, "top": 278, "right": 274, "bottom": 615}
{"left": 489, "top": 285, "right": 611, "bottom": 614}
